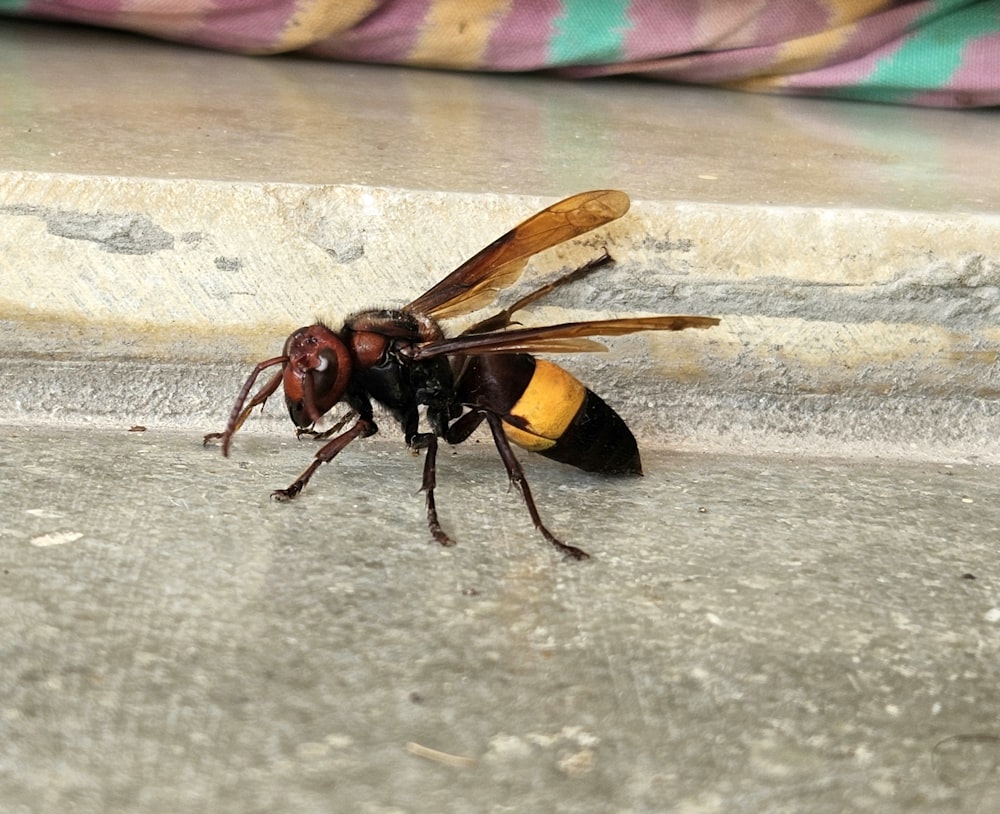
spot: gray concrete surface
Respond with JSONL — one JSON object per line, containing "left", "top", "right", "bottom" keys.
{"left": 3, "top": 425, "right": 1000, "bottom": 813}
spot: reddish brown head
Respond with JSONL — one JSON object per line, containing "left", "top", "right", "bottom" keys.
{"left": 282, "top": 324, "right": 353, "bottom": 428}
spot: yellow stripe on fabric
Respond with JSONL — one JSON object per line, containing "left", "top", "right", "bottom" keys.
{"left": 826, "top": 0, "right": 895, "bottom": 28}
{"left": 278, "top": 0, "right": 378, "bottom": 51}
{"left": 733, "top": 0, "right": 895, "bottom": 90}
{"left": 411, "top": 0, "right": 513, "bottom": 68}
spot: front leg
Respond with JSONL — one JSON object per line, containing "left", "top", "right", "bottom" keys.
{"left": 295, "top": 409, "right": 359, "bottom": 441}
{"left": 272, "top": 417, "right": 377, "bottom": 501}
{"left": 403, "top": 425, "right": 454, "bottom": 545}
{"left": 204, "top": 363, "right": 286, "bottom": 456}
{"left": 419, "top": 433, "right": 455, "bottom": 547}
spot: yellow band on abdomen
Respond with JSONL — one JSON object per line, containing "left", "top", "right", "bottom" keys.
{"left": 502, "top": 359, "right": 586, "bottom": 451}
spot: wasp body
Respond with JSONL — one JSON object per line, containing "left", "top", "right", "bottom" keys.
{"left": 206, "top": 191, "right": 718, "bottom": 559}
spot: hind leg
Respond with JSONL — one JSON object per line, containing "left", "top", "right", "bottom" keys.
{"left": 482, "top": 412, "right": 590, "bottom": 561}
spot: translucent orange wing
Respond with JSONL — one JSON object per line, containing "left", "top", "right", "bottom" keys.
{"left": 406, "top": 316, "right": 720, "bottom": 360}
{"left": 406, "top": 190, "right": 629, "bottom": 320}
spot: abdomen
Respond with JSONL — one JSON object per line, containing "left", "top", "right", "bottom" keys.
{"left": 457, "top": 354, "right": 642, "bottom": 475}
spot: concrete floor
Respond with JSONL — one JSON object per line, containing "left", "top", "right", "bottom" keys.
{"left": 2, "top": 17, "right": 1000, "bottom": 814}
{"left": 3, "top": 424, "right": 1000, "bottom": 813}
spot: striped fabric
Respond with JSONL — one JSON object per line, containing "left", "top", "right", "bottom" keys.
{"left": 3, "top": 0, "right": 997, "bottom": 106}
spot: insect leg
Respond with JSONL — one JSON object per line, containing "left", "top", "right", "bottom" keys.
{"left": 482, "top": 412, "right": 590, "bottom": 561}
{"left": 444, "top": 409, "right": 486, "bottom": 445}
{"left": 204, "top": 360, "right": 286, "bottom": 456}
{"left": 271, "top": 417, "right": 376, "bottom": 501}
{"left": 420, "top": 433, "right": 455, "bottom": 547}
{"left": 296, "top": 409, "right": 359, "bottom": 441}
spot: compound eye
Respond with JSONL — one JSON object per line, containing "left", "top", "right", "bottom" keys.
{"left": 311, "top": 348, "right": 339, "bottom": 393}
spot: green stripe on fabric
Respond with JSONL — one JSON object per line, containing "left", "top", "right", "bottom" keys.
{"left": 0, "top": 0, "right": 33, "bottom": 8}
{"left": 549, "top": 0, "right": 629, "bottom": 65}
{"left": 840, "top": 0, "right": 998, "bottom": 103}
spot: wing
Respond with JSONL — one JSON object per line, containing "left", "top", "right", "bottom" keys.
{"left": 406, "top": 190, "right": 630, "bottom": 321}
{"left": 406, "top": 316, "right": 720, "bottom": 360}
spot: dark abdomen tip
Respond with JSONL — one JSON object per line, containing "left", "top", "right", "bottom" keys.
{"left": 540, "top": 389, "right": 643, "bottom": 476}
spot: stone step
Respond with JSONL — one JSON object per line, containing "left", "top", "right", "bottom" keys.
{"left": 2, "top": 19, "right": 998, "bottom": 461}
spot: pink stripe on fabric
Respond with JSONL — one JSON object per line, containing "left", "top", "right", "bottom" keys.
{"left": 23, "top": 0, "right": 297, "bottom": 52}
{"left": 818, "top": 1, "right": 927, "bottom": 76}
{"left": 622, "top": 1, "right": 838, "bottom": 66}
{"left": 115, "top": 0, "right": 215, "bottom": 43}
{"left": 621, "top": 0, "right": 705, "bottom": 58}
{"left": 39, "top": 0, "right": 124, "bottom": 13}
{"left": 942, "top": 29, "right": 1000, "bottom": 88}
{"left": 193, "top": 0, "right": 300, "bottom": 52}
{"left": 571, "top": 0, "right": 927, "bottom": 87}
{"left": 23, "top": 0, "right": 127, "bottom": 28}
{"left": 304, "top": 0, "right": 431, "bottom": 64}
{"left": 912, "top": 29, "right": 1000, "bottom": 105}
{"left": 482, "top": 0, "right": 561, "bottom": 70}
{"left": 692, "top": 1, "right": 769, "bottom": 49}
{"left": 739, "top": 0, "right": 835, "bottom": 48}
{"left": 731, "top": 15, "right": 917, "bottom": 91}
